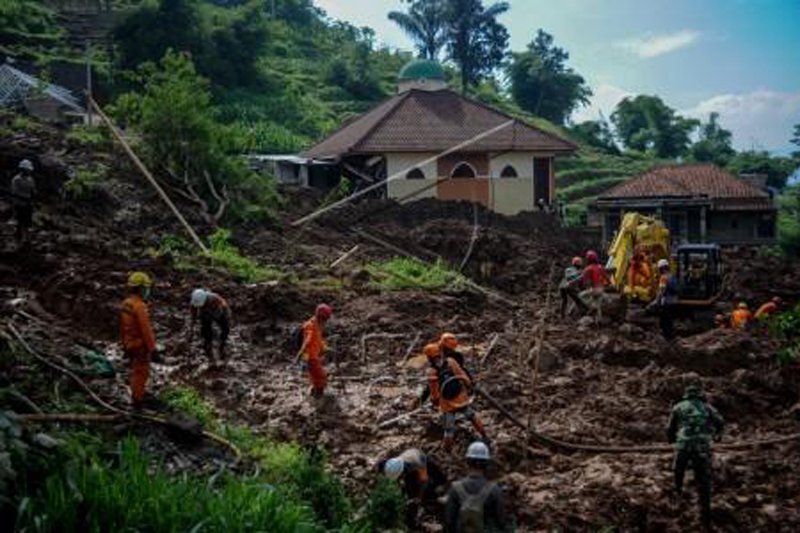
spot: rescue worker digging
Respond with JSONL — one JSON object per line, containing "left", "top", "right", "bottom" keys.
{"left": 295, "top": 303, "right": 333, "bottom": 397}
{"left": 189, "top": 288, "right": 231, "bottom": 362}
{"left": 667, "top": 381, "right": 725, "bottom": 531}
{"left": 380, "top": 448, "right": 447, "bottom": 528}
{"left": 731, "top": 302, "right": 753, "bottom": 330}
{"left": 420, "top": 334, "right": 487, "bottom": 450}
{"left": 444, "top": 441, "right": 508, "bottom": 533}
{"left": 119, "top": 272, "right": 157, "bottom": 409}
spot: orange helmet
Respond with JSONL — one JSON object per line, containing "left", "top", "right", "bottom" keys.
{"left": 423, "top": 344, "right": 441, "bottom": 360}
{"left": 439, "top": 333, "right": 458, "bottom": 350}
{"left": 571, "top": 256, "right": 582, "bottom": 267}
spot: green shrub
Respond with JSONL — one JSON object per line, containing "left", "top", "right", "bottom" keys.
{"left": 366, "top": 477, "right": 406, "bottom": 531}
{"left": 63, "top": 164, "right": 108, "bottom": 199}
{"left": 15, "top": 438, "right": 319, "bottom": 532}
{"left": 768, "top": 302, "right": 800, "bottom": 365}
{"left": 777, "top": 187, "right": 800, "bottom": 257}
{"left": 367, "top": 258, "right": 465, "bottom": 291}
{"left": 206, "top": 228, "right": 282, "bottom": 283}
{"left": 65, "top": 125, "right": 110, "bottom": 149}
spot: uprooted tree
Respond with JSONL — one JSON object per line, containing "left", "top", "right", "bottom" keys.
{"left": 112, "top": 50, "right": 277, "bottom": 225}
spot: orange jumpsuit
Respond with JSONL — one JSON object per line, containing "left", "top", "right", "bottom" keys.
{"left": 754, "top": 302, "right": 778, "bottom": 320}
{"left": 302, "top": 317, "right": 327, "bottom": 392}
{"left": 731, "top": 309, "right": 753, "bottom": 330}
{"left": 427, "top": 357, "right": 471, "bottom": 413}
{"left": 120, "top": 295, "right": 156, "bottom": 404}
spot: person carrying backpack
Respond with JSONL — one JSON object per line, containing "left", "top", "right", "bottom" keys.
{"left": 667, "top": 381, "right": 725, "bottom": 531}
{"left": 444, "top": 441, "right": 507, "bottom": 533}
{"left": 420, "top": 333, "right": 487, "bottom": 450}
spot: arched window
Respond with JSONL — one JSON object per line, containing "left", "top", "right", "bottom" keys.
{"left": 500, "top": 165, "right": 518, "bottom": 178}
{"left": 406, "top": 168, "right": 425, "bottom": 180}
{"left": 451, "top": 162, "right": 477, "bottom": 179}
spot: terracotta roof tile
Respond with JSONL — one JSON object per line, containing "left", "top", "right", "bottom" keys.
{"left": 600, "top": 164, "right": 770, "bottom": 201}
{"left": 303, "top": 89, "right": 577, "bottom": 158}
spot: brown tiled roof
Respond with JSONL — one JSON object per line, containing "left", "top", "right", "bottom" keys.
{"left": 600, "top": 164, "right": 771, "bottom": 201}
{"left": 302, "top": 89, "right": 577, "bottom": 158}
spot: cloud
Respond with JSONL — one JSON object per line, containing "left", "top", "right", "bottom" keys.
{"left": 682, "top": 89, "right": 800, "bottom": 153}
{"left": 619, "top": 30, "right": 701, "bottom": 58}
{"left": 572, "top": 83, "right": 632, "bottom": 123}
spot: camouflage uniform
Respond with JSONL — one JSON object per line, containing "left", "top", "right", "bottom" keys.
{"left": 667, "top": 385, "right": 724, "bottom": 530}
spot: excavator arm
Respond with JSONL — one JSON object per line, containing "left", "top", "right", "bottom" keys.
{"left": 606, "top": 212, "right": 671, "bottom": 300}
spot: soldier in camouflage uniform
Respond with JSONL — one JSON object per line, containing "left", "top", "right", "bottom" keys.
{"left": 667, "top": 383, "right": 725, "bottom": 531}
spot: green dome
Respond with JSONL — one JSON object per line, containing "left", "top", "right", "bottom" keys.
{"left": 398, "top": 59, "right": 446, "bottom": 81}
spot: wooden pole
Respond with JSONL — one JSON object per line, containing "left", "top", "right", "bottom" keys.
{"left": 88, "top": 97, "right": 209, "bottom": 254}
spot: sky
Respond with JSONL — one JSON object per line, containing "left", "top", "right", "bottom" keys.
{"left": 314, "top": 0, "right": 800, "bottom": 154}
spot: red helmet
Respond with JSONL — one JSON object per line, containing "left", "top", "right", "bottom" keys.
{"left": 571, "top": 256, "right": 582, "bottom": 267}
{"left": 585, "top": 250, "right": 598, "bottom": 263}
{"left": 315, "top": 303, "right": 333, "bottom": 320}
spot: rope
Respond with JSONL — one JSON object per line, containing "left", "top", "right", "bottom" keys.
{"left": 6, "top": 324, "right": 241, "bottom": 458}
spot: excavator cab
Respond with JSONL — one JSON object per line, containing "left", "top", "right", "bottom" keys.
{"left": 675, "top": 244, "right": 722, "bottom": 306}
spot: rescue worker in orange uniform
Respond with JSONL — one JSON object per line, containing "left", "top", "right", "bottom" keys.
{"left": 754, "top": 296, "right": 782, "bottom": 320}
{"left": 295, "top": 303, "right": 333, "bottom": 397}
{"left": 731, "top": 302, "right": 753, "bottom": 330}
{"left": 582, "top": 250, "right": 609, "bottom": 289}
{"left": 625, "top": 250, "right": 653, "bottom": 301}
{"left": 119, "top": 272, "right": 157, "bottom": 409}
{"left": 420, "top": 333, "right": 487, "bottom": 450}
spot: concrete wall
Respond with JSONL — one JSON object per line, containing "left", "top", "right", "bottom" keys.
{"left": 386, "top": 153, "right": 438, "bottom": 180}
{"left": 388, "top": 177, "right": 438, "bottom": 202}
{"left": 708, "top": 212, "right": 775, "bottom": 244}
{"left": 489, "top": 179, "right": 535, "bottom": 215}
{"left": 489, "top": 152, "right": 533, "bottom": 177}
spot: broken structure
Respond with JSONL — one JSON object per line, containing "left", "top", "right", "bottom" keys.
{"left": 591, "top": 163, "right": 777, "bottom": 245}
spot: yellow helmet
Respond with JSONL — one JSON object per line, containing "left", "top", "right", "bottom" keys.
{"left": 127, "top": 271, "right": 153, "bottom": 288}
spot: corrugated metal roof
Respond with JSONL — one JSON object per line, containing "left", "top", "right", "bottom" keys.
{"left": 0, "top": 63, "right": 83, "bottom": 112}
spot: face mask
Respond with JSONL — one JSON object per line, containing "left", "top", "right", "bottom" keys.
{"left": 142, "top": 287, "right": 151, "bottom": 300}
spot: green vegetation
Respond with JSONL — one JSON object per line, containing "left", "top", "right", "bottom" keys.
{"left": 63, "top": 164, "right": 108, "bottom": 199}
{"left": 768, "top": 302, "right": 800, "bottom": 365}
{"left": 16, "top": 438, "right": 318, "bottom": 532}
{"left": 64, "top": 124, "right": 111, "bottom": 149}
{"left": 153, "top": 229, "right": 282, "bottom": 282}
{"left": 367, "top": 257, "right": 466, "bottom": 291}
{"left": 778, "top": 185, "right": 800, "bottom": 257}
{"left": 366, "top": 477, "right": 406, "bottom": 531}
{"left": 162, "top": 385, "right": 217, "bottom": 426}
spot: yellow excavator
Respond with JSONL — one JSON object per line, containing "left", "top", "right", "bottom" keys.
{"left": 606, "top": 212, "right": 722, "bottom": 307}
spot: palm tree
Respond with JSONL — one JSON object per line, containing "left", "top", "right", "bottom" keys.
{"left": 388, "top": 0, "right": 447, "bottom": 60}
{"left": 445, "top": 0, "right": 509, "bottom": 92}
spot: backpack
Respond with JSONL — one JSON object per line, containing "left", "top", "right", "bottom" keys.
{"left": 453, "top": 480, "right": 495, "bottom": 533}
{"left": 289, "top": 324, "right": 304, "bottom": 353}
{"left": 681, "top": 400, "right": 711, "bottom": 444}
{"left": 438, "top": 360, "right": 464, "bottom": 400}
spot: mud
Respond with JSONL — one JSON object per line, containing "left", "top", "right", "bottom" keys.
{"left": 2, "top": 123, "right": 799, "bottom": 531}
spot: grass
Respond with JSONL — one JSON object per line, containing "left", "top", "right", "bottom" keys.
{"left": 367, "top": 257, "right": 466, "bottom": 291}
{"left": 161, "top": 385, "right": 217, "bottom": 427}
{"left": 63, "top": 164, "right": 108, "bottom": 199}
{"left": 151, "top": 230, "right": 283, "bottom": 283}
{"left": 557, "top": 176, "right": 628, "bottom": 203}
{"left": 65, "top": 125, "right": 110, "bottom": 149}
{"left": 15, "top": 438, "right": 320, "bottom": 533}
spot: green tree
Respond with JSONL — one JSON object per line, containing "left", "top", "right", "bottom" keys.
{"left": 727, "top": 150, "right": 797, "bottom": 190}
{"left": 444, "top": 0, "right": 509, "bottom": 93}
{"left": 113, "top": 51, "right": 276, "bottom": 224}
{"left": 611, "top": 95, "right": 698, "bottom": 158}
{"left": 507, "top": 29, "right": 591, "bottom": 124}
{"left": 791, "top": 123, "right": 800, "bottom": 159}
{"left": 691, "top": 112, "right": 735, "bottom": 166}
{"left": 114, "top": 0, "right": 269, "bottom": 87}
{"left": 570, "top": 120, "right": 619, "bottom": 154}
{"left": 388, "top": 0, "right": 447, "bottom": 60}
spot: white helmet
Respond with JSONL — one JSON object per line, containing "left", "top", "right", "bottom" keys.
{"left": 383, "top": 457, "right": 404, "bottom": 480}
{"left": 190, "top": 288, "right": 209, "bottom": 307}
{"left": 18, "top": 159, "right": 34, "bottom": 172}
{"left": 657, "top": 259, "right": 670, "bottom": 270}
{"left": 465, "top": 441, "right": 490, "bottom": 461}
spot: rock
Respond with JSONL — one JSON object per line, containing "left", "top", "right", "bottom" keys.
{"left": 32, "top": 432, "right": 62, "bottom": 449}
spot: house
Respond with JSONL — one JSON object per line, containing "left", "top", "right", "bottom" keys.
{"left": 0, "top": 63, "right": 86, "bottom": 124}
{"left": 301, "top": 59, "right": 578, "bottom": 215}
{"left": 591, "top": 163, "right": 777, "bottom": 245}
